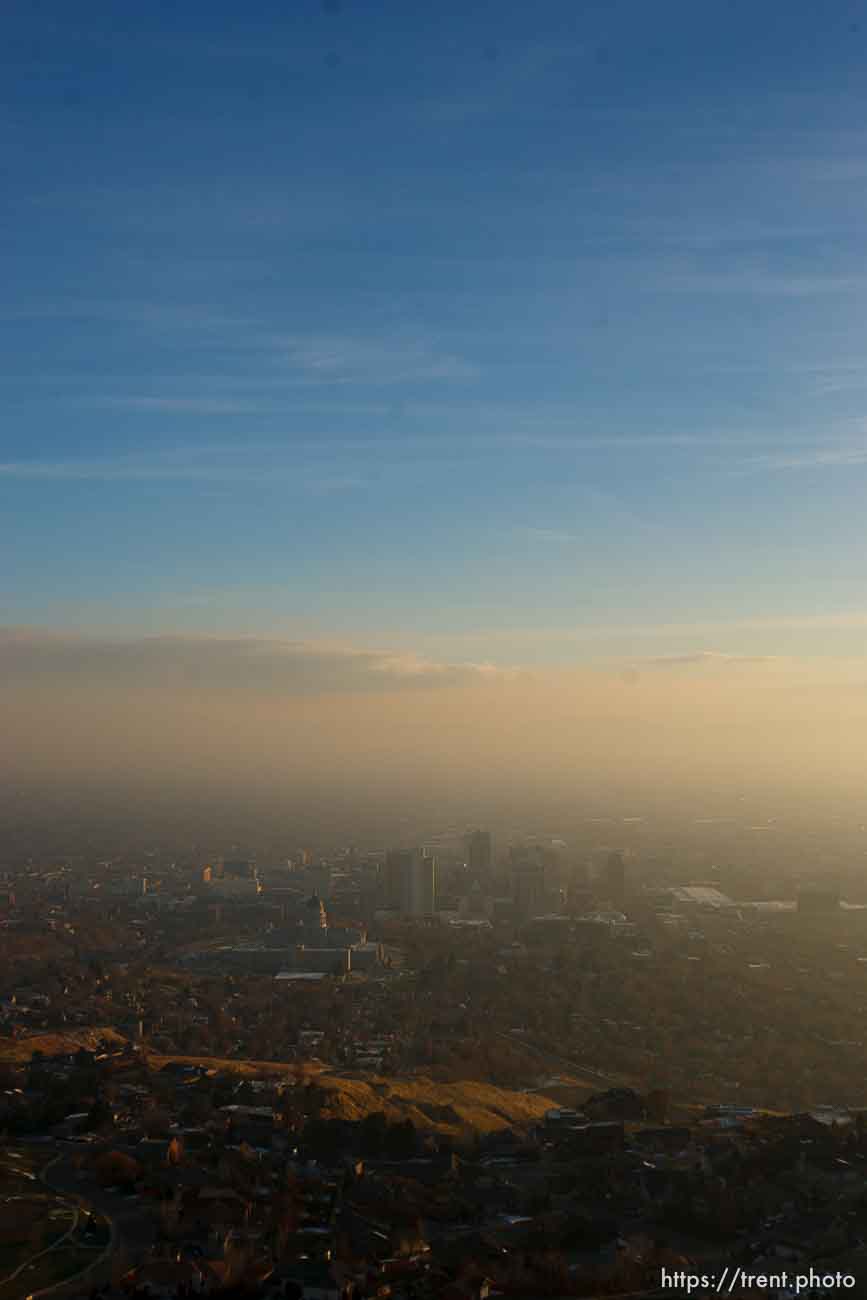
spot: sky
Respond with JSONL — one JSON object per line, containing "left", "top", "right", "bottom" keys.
{"left": 5, "top": 1, "right": 867, "bottom": 799}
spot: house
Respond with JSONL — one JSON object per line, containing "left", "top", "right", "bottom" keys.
{"left": 269, "top": 1258, "right": 341, "bottom": 1298}
{"left": 584, "top": 1087, "right": 645, "bottom": 1121}
{"left": 772, "top": 1212, "right": 851, "bottom": 1259}
{"left": 632, "top": 1126, "right": 692, "bottom": 1154}
{"left": 438, "top": 1277, "right": 495, "bottom": 1300}
{"left": 128, "top": 1258, "right": 206, "bottom": 1296}
{"left": 551, "top": 1120, "right": 625, "bottom": 1156}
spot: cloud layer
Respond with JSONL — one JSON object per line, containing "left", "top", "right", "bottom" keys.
{"left": 4, "top": 627, "right": 867, "bottom": 809}
{"left": 0, "top": 629, "right": 505, "bottom": 695}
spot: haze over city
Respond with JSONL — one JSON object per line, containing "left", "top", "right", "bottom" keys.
{"left": 4, "top": 0, "right": 867, "bottom": 829}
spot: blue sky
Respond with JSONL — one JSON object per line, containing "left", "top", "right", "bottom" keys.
{"left": 5, "top": 0, "right": 867, "bottom": 667}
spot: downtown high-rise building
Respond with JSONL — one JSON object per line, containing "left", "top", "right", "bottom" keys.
{"left": 602, "top": 850, "right": 626, "bottom": 905}
{"left": 511, "top": 860, "right": 546, "bottom": 917}
{"left": 466, "top": 829, "right": 492, "bottom": 883}
{"left": 384, "top": 848, "right": 437, "bottom": 915}
{"left": 408, "top": 850, "right": 437, "bottom": 915}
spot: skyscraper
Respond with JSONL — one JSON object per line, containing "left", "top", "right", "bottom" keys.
{"left": 407, "top": 851, "right": 437, "bottom": 916}
{"left": 602, "top": 851, "right": 626, "bottom": 905}
{"left": 384, "top": 849, "right": 411, "bottom": 909}
{"left": 467, "top": 829, "right": 492, "bottom": 883}
{"left": 384, "top": 848, "right": 437, "bottom": 915}
{"left": 511, "top": 859, "right": 546, "bottom": 917}
{"left": 221, "top": 858, "right": 257, "bottom": 880}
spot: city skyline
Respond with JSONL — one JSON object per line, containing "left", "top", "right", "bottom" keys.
{"left": 6, "top": 8, "right": 867, "bottom": 1285}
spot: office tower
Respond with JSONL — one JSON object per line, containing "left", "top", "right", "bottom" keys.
{"left": 511, "top": 859, "right": 546, "bottom": 917}
{"left": 407, "top": 851, "right": 437, "bottom": 916}
{"left": 467, "top": 829, "right": 492, "bottom": 883}
{"left": 571, "top": 861, "right": 590, "bottom": 888}
{"left": 222, "top": 859, "right": 257, "bottom": 880}
{"left": 603, "top": 851, "right": 626, "bottom": 905}
{"left": 384, "top": 848, "right": 437, "bottom": 915}
{"left": 797, "top": 885, "right": 839, "bottom": 914}
{"left": 384, "top": 850, "right": 411, "bottom": 909}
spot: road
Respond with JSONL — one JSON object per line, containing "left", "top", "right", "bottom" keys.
{"left": 497, "top": 1030, "right": 626, "bottom": 1091}
{"left": 0, "top": 1198, "right": 79, "bottom": 1295}
{"left": 0, "top": 1139, "right": 167, "bottom": 1300}
{"left": 41, "top": 1150, "right": 155, "bottom": 1264}
{"left": 0, "top": 1161, "right": 89, "bottom": 1299}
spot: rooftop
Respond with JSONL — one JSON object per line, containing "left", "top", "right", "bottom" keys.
{"left": 670, "top": 886, "right": 735, "bottom": 909}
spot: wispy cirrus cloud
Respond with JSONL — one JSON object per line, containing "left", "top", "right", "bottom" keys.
{"left": 737, "top": 445, "right": 867, "bottom": 472}
{"left": 0, "top": 447, "right": 367, "bottom": 488}
{"left": 631, "top": 651, "right": 779, "bottom": 667}
{"left": 89, "top": 397, "right": 274, "bottom": 415}
{"left": 624, "top": 612, "right": 867, "bottom": 637}
{"left": 281, "top": 334, "right": 478, "bottom": 385}
{"left": 0, "top": 452, "right": 259, "bottom": 483}
{"left": 654, "top": 265, "right": 867, "bottom": 297}
{"left": 431, "top": 609, "right": 867, "bottom": 647}
{"left": 0, "top": 299, "right": 254, "bottom": 333}
{"left": 521, "top": 527, "right": 579, "bottom": 543}
{"left": 0, "top": 436, "right": 698, "bottom": 486}
{"left": 0, "top": 300, "right": 478, "bottom": 388}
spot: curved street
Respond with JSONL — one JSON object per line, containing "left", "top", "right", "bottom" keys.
{"left": 0, "top": 1194, "right": 78, "bottom": 1295}
{"left": 41, "top": 1149, "right": 155, "bottom": 1264}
